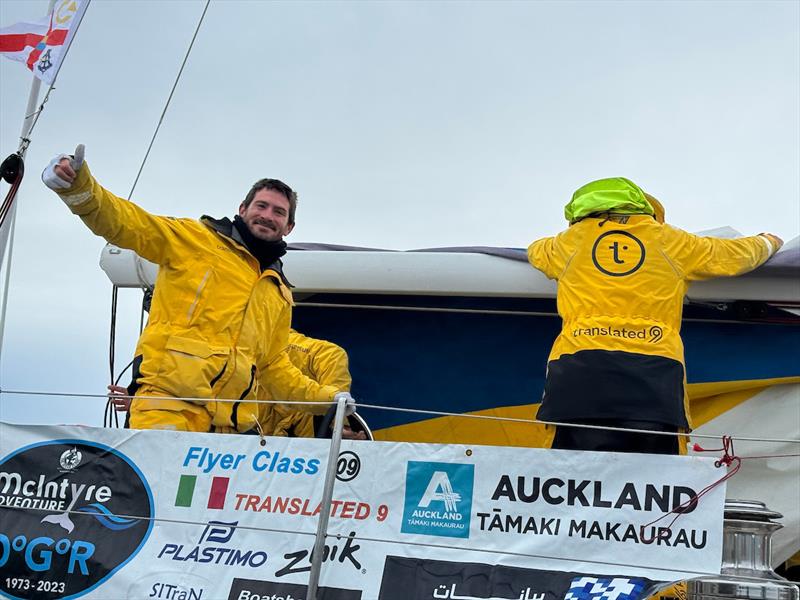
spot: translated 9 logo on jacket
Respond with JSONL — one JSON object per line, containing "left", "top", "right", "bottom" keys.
{"left": 0, "top": 440, "right": 154, "bottom": 599}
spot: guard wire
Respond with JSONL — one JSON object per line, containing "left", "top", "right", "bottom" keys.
{"left": 1, "top": 387, "right": 799, "bottom": 446}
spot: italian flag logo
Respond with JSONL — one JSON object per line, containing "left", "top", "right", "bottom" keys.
{"left": 174, "top": 475, "right": 230, "bottom": 509}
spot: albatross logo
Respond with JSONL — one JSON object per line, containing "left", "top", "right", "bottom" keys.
{"left": 59, "top": 447, "right": 82, "bottom": 471}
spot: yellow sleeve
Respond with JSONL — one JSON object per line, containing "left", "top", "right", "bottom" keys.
{"left": 261, "top": 352, "right": 338, "bottom": 415}
{"left": 527, "top": 230, "right": 572, "bottom": 280}
{"left": 257, "top": 306, "right": 338, "bottom": 413}
{"left": 265, "top": 299, "right": 292, "bottom": 369}
{"left": 661, "top": 225, "right": 773, "bottom": 281}
{"left": 272, "top": 411, "right": 315, "bottom": 437}
{"left": 55, "top": 162, "right": 195, "bottom": 266}
{"left": 308, "top": 341, "right": 352, "bottom": 392}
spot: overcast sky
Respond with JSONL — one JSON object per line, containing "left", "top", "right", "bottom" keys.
{"left": 1, "top": 0, "right": 798, "bottom": 427}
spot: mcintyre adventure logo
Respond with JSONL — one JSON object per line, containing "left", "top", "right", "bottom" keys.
{"left": 401, "top": 461, "right": 474, "bottom": 539}
{"left": 0, "top": 440, "right": 154, "bottom": 599}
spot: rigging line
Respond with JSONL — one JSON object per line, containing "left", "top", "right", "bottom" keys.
{"left": 109, "top": 285, "right": 117, "bottom": 384}
{"left": 22, "top": 0, "right": 93, "bottom": 145}
{"left": 107, "top": 285, "right": 119, "bottom": 428}
{"left": 0, "top": 504, "right": 721, "bottom": 580}
{"left": 352, "top": 401, "right": 800, "bottom": 445}
{"left": 296, "top": 302, "right": 559, "bottom": 319}
{"left": 295, "top": 301, "right": 796, "bottom": 325}
{"left": 0, "top": 388, "right": 330, "bottom": 408}
{"left": 126, "top": 0, "right": 211, "bottom": 201}
{"left": 19, "top": 85, "right": 53, "bottom": 155}
{"left": 139, "top": 290, "right": 147, "bottom": 334}
{"left": 0, "top": 504, "right": 316, "bottom": 541}
{"left": 1, "top": 387, "right": 799, "bottom": 445}
{"left": 113, "top": 360, "right": 134, "bottom": 386}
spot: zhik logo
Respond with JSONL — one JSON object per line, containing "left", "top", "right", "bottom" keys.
{"left": 275, "top": 530, "right": 362, "bottom": 577}
{"left": 401, "top": 461, "right": 474, "bottom": 539}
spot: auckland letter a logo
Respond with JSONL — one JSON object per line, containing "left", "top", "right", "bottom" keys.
{"left": 419, "top": 471, "right": 461, "bottom": 512}
{"left": 401, "top": 461, "right": 474, "bottom": 539}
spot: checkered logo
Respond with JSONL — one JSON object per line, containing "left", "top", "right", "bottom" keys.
{"left": 564, "top": 577, "right": 647, "bottom": 600}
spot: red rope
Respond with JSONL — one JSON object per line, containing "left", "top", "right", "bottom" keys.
{"left": 639, "top": 435, "right": 741, "bottom": 543}
{"left": 638, "top": 436, "right": 799, "bottom": 542}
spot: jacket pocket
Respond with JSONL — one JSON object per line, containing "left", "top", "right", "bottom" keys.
{"left": 158, "top": 335, "right": 230, "bottom": 404}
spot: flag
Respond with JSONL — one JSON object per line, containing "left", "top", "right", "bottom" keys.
{"left": 0, "top": 0, "right": 89, "bottom": 85}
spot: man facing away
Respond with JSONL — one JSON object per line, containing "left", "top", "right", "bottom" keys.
{"left": 43, "top": 145, "right": 348, "bottom": 432}
{"left": 528, "top": 177, "right": 783, "bottom": 454}
{"left": 268, "top": 329, "right": 368, "bottom": 440}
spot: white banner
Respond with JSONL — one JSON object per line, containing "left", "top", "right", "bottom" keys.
{"left": 0, "top": 423, "right": 725, "bottom": 600}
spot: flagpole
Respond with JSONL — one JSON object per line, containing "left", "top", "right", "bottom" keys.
{"left": 0, "top": 0, "right": 57, "bottom": 385}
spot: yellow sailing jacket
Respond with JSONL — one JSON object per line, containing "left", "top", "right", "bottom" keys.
{"left": 269, "top": 331, "right": 352, "bottom": 437}
{"left": 57, "top": 163, "right": 337, "bottom": 431}
{"left": 528, "top": 215, "right": 774, "bottom": 427}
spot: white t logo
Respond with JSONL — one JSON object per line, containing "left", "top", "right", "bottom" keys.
{"left": 419, "top": 471, "right": 461, "bottom": 512}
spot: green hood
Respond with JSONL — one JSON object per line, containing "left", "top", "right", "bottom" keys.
{"left": 565, "top": 177, "right": 654, "bottom": 223}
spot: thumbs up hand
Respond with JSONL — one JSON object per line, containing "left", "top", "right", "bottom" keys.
{"left": 42, "top": 144, "right": 85, "bottom": 190}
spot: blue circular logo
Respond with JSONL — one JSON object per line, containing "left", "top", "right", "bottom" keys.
{"left": 0, "top": 440, "right": 154, "bottom": 599}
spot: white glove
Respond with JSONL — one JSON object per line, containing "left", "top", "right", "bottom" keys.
{"left": 758, "top": 233, "right": 784, "bottom": 255}
{"left": 334, "top": 391, "right": 356, "bottom": 416}
{"left": 42, "top": 144, "right": 85, "bottom": 190}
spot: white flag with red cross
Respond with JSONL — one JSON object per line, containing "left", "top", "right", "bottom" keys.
{"left": 0, "top": 0, "right": 89, "bottom": 85}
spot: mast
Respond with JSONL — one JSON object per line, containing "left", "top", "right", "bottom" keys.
{"left": 0, "top": 0, "right": 58, "bottom": 382}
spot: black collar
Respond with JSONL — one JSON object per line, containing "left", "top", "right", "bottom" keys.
{"left": 201, "top": 215, "right": 292, "bottom": 285}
